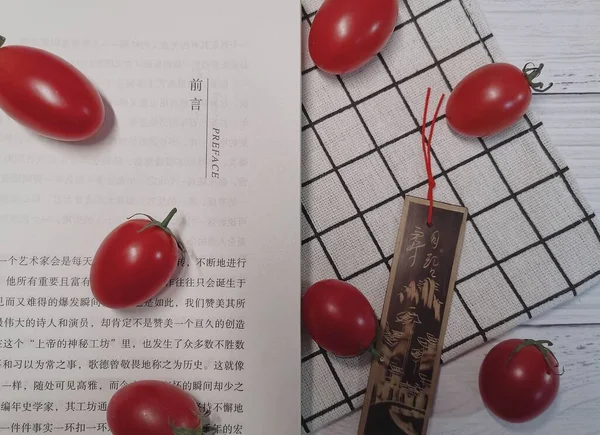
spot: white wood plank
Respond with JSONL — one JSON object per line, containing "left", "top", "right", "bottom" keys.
{"left": 478, "top": 0, "right": 600, "bottom": 94}
{"left": 316, "top": 325, "right": 600, "bottom": 434}
{"left": 534, "top": 93, "right": 600, "bottom": 211}
{"left": 534, "top": 94, "right": 600, "bottom": 148}
{"left": 526, "top": 94, "right": 600, "bottom": 324}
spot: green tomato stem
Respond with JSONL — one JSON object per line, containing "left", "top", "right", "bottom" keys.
{"left": 161, "top": 207, "right": 178, "bottom": 227}
{"left": 168, "top": 421, "right": 207, "bottom": 435}
{"left": 522, "top": 62, "right": 554, "bottom": 92}
{"left": 368, "top": 346, "right": 380, "bottom": 360}
{"left": 0, "top": 36, "right": 5, "bottom": 48}
{"left": 506, "top": 338, "right": 564, "bottom": 375}
{"left": 127, "top": 208, "right": 186, "bottom": 252}
{"left": 368, "top": 313, "right": 383, "bottom": 361}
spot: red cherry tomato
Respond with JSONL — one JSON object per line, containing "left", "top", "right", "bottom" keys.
{"left": 478, "top": 338, "right": 561, "bottom": 423}
{"left": 0, "top": 36, "right": 104, "bottom": 141}
{"left": 90, "top": 208, "right": 182, "bottom": 309}
{"left": 107, "top": 380, "right": 208, "bottom": 435}
{"left": 308, "top": 0, "right": 398, "bottom": 75}
{"left": 301, "top": 279, "right": 378, "bottom": 357}
{"left": 446, "top": 62, "right": 553, "bottom": 137}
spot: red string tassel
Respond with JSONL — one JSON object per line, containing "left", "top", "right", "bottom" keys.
{"left": 421, "top": 87, "right": 445, "bottom": 226}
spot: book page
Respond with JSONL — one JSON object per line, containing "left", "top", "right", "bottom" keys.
{"left": 0, "top": 1, "right": 301, "bottom": 433}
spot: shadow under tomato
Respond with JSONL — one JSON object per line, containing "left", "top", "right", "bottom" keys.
{"left": 328, "top": 347, "right": 372, "bottom": 369}
{"left": 485, "top": 391, "right": 561, "bottom": 433}
{"left": 76, "top": 94, "right": 117, "bottom": 146}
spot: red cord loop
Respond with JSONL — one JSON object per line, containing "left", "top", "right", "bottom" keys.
{"left": 421, "top": 87, "right": 445, "bottom": 226}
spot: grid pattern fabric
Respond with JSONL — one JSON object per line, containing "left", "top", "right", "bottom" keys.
{"left": 299, "top": 0, "right": 600, "bottom": 432}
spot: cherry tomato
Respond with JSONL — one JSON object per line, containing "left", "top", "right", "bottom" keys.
{"left": 308, "top": 0, "right": 398, "bottom": 75}
{"left": 90, "top": 208, "right": 183, "bottom": 309}
{"left": 107, "top": 380, "right": 209, "bottom": 435}
{"left": 0, "top": 35, "right": 104, "bottom": 141}
{"left": 478, "top": 338, "right": 561, "bottom": 423}
{"left": 301, "top": 279, "right": 378, "bottom": 357}
{"left": 446, "top": 62, "right": 553, "bottom": 137}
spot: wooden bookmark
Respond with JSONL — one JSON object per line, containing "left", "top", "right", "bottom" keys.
{"left": 357, "top": 195, "right": 468, "bottom": 435}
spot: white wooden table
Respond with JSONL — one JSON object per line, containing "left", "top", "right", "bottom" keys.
{"left": 317, "top": 0, "right": 600, "bottom": 433}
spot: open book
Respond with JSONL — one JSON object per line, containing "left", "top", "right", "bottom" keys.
{"left": 0, "top": 1, "right": 301, "bottom": 433}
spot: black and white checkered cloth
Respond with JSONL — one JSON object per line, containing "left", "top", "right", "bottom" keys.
{"left": 299, "top": 0, "right": 600, "bottom": 432}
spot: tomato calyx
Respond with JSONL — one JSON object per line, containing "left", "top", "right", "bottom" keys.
{"left": 362, "top": 313, "right": 382, "bottom": 361}
{"left": 0, "top": 36, "right": 5, "bottom": 48}
{"left": 507, "top": 339, "right": 564, "bottom": 375}
{"left": 167, "top": 416, "right": 215, "bottom": 435}
{"left": 126, "top": 207, "right": 185, "bottom": 252}
{"left": 167, "top": 422, "right": 213, "bottom": 435}
{"left": 522, "top": 62, "right": 554, "bottom": 92}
